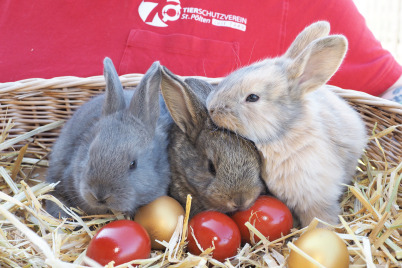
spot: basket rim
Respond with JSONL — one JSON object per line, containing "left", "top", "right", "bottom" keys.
{"left": 0, "top": 74, "right": 222, "bottom": 94}
{"left": 1, "top": 74, "right": 402, "bottom": 114}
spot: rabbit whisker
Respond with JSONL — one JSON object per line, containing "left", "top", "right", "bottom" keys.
{"left": 247, "top": 41, "right": 257, "bottom": 65}
{"left": 232, "top": 45, "right": 242, "bottom": 70}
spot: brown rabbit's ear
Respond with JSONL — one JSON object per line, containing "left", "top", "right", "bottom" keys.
{"left": 103, "top": 57, "right": 126, "bottom": 116}
{"left": 284, "top": 21, "right": 330, "bottom": 59}
{"left": 287, "top": 35, "right": 348, "bottom": 95}
{"left": 160, "top": 66, "right": 207, "bottom": 142}
{"left": 128, "top": 61, "right": 161, "bottom": 135}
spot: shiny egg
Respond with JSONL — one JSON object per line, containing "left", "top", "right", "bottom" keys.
{"left": 134, "top": 196, "right": 185, "bottom": 250}
{"left": 288, "top": 228, "right": 349, "bottom": 268}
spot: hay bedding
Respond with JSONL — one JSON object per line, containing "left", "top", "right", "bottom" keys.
{"left": 0, "top": 75, "right": 401, "bottom": 267}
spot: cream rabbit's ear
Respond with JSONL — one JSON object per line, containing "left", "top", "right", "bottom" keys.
{"left": 287, "top": 35, "right": 348, "bottom": 95}
{"left": 284, "top": 21, "right": 330, "bottom": 59}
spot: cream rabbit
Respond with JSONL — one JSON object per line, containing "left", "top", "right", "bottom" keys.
{"left": 206, "top": 21, "right": 367, "bottom": 227}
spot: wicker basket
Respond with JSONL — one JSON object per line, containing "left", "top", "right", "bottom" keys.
{"left": 0, "top": 74, "right": 401, "bottom": 267}
{"left": 1, "top": 75, "right": 401, "bottom": 168}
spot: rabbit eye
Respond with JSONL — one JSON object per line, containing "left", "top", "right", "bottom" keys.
{"left": 129, "top": 160, "right": 137, "bottom": 170}
{"left": 208, "top": 160, "right": 216, "bottom": 176}
{"left": 246, "top": 94, "right": 260, "bottom": 102}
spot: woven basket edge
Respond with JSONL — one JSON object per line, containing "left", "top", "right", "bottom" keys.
{"left": 1, "top": 75, "right": 401, "bottom": 114}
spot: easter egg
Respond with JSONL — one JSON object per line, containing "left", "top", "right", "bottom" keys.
{"left": 86, "top": 220, "right": 151, "bottom": 266}
{"left": 288, "top": 228, "right": 349, "bottom": 268}
{"left": 187, "top": 211, "right": 241, "bottom": 262}
{"left": 134, "top": 196, "right": 185, "bottom": 249}
{"left": 232, "top": 195, "right": 293, "bottom": 244}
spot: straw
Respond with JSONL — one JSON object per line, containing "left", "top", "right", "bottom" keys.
{"left": 1, "top": 75, "right": 401, "bottom": 267}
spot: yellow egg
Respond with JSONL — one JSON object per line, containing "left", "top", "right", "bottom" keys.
{"left": 134, "top": 196, "right": 185, "bottom": 250}
{"left": 288, "top": 228, "right": 349, "bottom": 268}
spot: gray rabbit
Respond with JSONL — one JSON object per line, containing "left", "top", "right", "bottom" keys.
{"left": 160, "top": 67, "right": 265, "bottom": 217}
{"left": 45, "top": 58, "right": 170, "bottom": 217}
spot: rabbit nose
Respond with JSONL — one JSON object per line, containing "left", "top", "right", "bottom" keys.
{"left": 233, "top": 195, "right": 255, "bottom": 211}
{"left": 91, "top": 191, "right": 110, "bottom": 204}
{"left": 226, "top": 201, "right": 239, "bottom": 211}
{"left": 235, "top": 195, "right": 244, "bottom": 205}
{"left": 98, "top": 198, "right": 107, "bottom": 204}
{"left": 228, "top": 195, "right": 245, "bottom": 211}
{"left": 209, "top": 105, "right": 229, "bottom": 115}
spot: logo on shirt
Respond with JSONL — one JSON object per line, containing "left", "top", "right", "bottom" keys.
{"left": 138, "top": 0, "right": 247, "bottom": 31}
{"left": 138, "top": 0, "right": 181, "bottom": 27}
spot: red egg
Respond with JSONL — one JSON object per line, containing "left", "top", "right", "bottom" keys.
{"left": 86, "top": 220, "right": 151, "bottom": 266}
{"left": 232, "top": 195, "right": 293, "bottom": 244}
{"left": 187, "top": 211, "right": 241, "bottom": 262}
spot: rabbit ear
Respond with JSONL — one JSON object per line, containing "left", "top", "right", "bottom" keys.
{"left": 160, "top": 66, "right": 207, "bottom": 142}
{"left": 103, "top": 57, "right": 126, "bottom": 116}
{"left": 183, "top": 78, "right": 213, "bottom": 103}
{"left": 287, "top": 35, "right": 348, "bottom": 95}
{"left": 284, "top": 21, "right": 330, "bottom": 59}
{"left": 128, "top": 61, "right": 162, "bottom": 135}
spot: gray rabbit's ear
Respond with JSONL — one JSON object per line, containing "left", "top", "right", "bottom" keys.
{"left": 284, "top": 21, "right": 330, "bottom": 59}
{"left": 288, "top": 35, "right": 348, "bottom": 95}
{"left": 128, "top": 61, "right": 162, "bottom": 135}
{"left": 103, "top": 57, "right": 126, "bottom": 116}
{"left": 160, "top": 66, "right": 207, "bottom": 142}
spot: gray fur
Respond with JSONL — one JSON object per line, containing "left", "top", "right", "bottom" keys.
{"left": 160, "top": 67, "right": 265, "bottom": 217}
{"left": 45, "top": 58, "right": 170, "bottom": 217}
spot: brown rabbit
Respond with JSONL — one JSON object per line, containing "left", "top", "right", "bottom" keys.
{"left": 160, "top": 66, "right": 265, "bottom": 217}
{"left": 206, "top": 21, "right": 367, "bottom": 227}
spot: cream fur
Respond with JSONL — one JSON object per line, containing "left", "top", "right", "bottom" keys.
{"left": 257, "top": 87, "right": 366, "bottom": 226}
{"left": 206, "top": 21, "right": 368, "bottom": 227}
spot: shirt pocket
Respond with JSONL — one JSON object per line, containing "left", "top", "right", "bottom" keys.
{"left": 119, "top": 29, "right": 240, "bottom": 77}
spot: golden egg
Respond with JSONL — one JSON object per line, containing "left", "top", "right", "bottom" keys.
{"left": 134, "top": 196, "right": 185, "bottom": 250}
{"left": 288, "top": 228, "right": 349, "bottom": 268}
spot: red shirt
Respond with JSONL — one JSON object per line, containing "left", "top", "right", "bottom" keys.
{"left": 1, "top": 0, "right": 401, "bottom": 96}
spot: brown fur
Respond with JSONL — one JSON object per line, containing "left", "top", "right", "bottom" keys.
{"left": 161, "top": 67, "right": 265, "bottom": 217}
